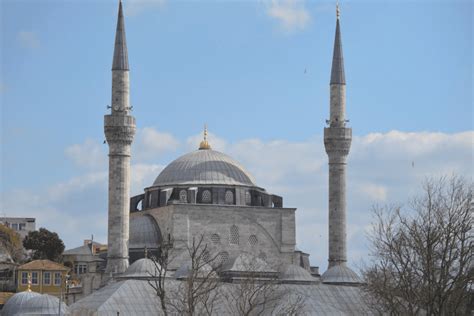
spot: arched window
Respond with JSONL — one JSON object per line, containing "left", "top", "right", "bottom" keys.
{"left": 202, "top": 190, "right": 211, "bottom": 203}
{"left": 218, "top": 251, "right": 229, "bottom": 265}
{"left": 210, "top": 233, "right": 220, "bottom": 244}
{"left": 248, "top": 235, "right": 258, "bottom": 246}
{"left": 245, "top": 192, "right": 251, "bottom": 205}
{"left": 229, "top": 225, "right": 239, "bottom": 245}
{"left": 179, "top": 190, "right": 187, "bottom": 203}
{"left": 225, "top": 190, "right": 234, "bottom": 204}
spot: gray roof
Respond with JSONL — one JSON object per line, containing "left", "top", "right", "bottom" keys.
{"left": 129, "top": 215, "right": 161, "bottom": 249}
{"left": 1, "top": 291, "right": 41, "bottom": 316}
{"left": 321, "top": 264, "right": 363, "bottom": 284}
{"left": 330, "top": 18, "right": 345, "bottom": 85}
{"left": 21, "top": 294, "right": 69, "bottom": 315}
{"left": 69, "top": 279, "right": 375, "bottom": 315}
{"left": 153, "top": 149, "right": 257, "bottom": 187}
{"left": 112, "top": 0, "right": 129, "bottom": 70}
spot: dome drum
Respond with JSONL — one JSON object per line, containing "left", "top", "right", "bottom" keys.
{"left": 131, "top": 186, "right": 283, "bottom": 211}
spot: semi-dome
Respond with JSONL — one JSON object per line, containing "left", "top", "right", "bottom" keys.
{"left": 280, "top": 264, "right": 318, "bottom": 284}
{"left": 129, "top": 215, "right": 161, "bottom": 249}
{"left": 153, "top": 149, "right": 257, "bottom": 187}
{"left": 120, "top": 258, "right": 161, "bottom": 279}
{"left": 321, "top": 264, "right": 363, "bottom": 285}
{"left": 2, "top": 291, "right": 41, "bottom": 316}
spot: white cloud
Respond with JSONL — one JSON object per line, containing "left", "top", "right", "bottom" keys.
{"left": 124, "top": 0, "right": 165, "bottom": 16}
{"left": 17, "top": 31, "right": 40, "bottom": 49}
{"left": 3, "top": 129, "right": 472, "bottom": 268}
{"left": 265, "top": 0, "right": 311, "bottom": 32}
{"left": 65, "top": 139, "right": 107, "bottom": 170}
{"left": 134, "top": 127, "right": 180, "bottom": 161}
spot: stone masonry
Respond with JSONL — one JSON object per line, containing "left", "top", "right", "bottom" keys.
{"left": 104, "top": 1, "right": 136, "bottom": 274}
{"left": 324, "top": 13, "right": 352, "bottom": 269}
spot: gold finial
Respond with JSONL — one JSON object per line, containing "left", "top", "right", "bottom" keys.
{"left": 336, "top": 1, "right": 340, "bottom": 19}
{"left": 27, "top": 272, "right": 32, "bottom": 292}
{"left": 199, "top": 124, "right": 211, "bottom": 150}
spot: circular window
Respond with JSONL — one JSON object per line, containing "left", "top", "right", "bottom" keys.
{"left": 245, "top": 192, "right": 251, "bottom": 205}
{"left": 229, "top": 225, "right": 239, "bottom": 245}
{"left": 225, "top": 190, "right": 234, "bottom": 204}
{"left": 179, "top": 190, "right": 187, "bottom": 203}
{"left": 202, "top": 190, "right": 211, "bottom": 203}
{"left": 218, "top": 251, "right": 229, "bottom": 265}
{"left": 210, "top": 233, "right": 220, "bottom": 244}
{"left": 248, "top": 235, "right": 258, "bottom": 246}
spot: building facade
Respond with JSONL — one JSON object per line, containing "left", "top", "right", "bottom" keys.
{"left": 16, "top": 260, "right": 69, "bottom": 297}
{"left": 0, "top": 217, "right": 35, "bottom": 240}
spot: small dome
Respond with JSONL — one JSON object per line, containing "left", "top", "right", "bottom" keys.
{"left": 120, "top": 258, "right": 161, "bottom": 279}
{"left": 321, "top": 264, "right": 363, "bottom": 285}
{"left": 280, "top": 264, "right": 317, "bottom": 283}
{"left": 129, "top": 215, "right": 161, "bottom": 249}
{"left": 2, "top": 291, "right": 41, "bottom": 316}
{"left": 21, "top": 294, "right": 69, "bottom": 315}
{"left": 153, "top": 150, "right": 257, "bottom": 187}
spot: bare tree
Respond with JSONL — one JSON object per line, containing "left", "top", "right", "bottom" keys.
{"left": 168, "top": 234, "right": 222, "bottom": 316}
{"left": 362, "top": 176, "right": 473, "bottom": 315}
{"left": 222, "top": 257, "right": 305, "bottom": 316}
{"left": 148, "top": 241, "right": 174, "bottom": 316}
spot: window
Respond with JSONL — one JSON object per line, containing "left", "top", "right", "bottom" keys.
{"left": 202, "top": 190, "right": 211, "bottom": 203}
{"left": 229, "top": 225, "right": 239, "bottom": 245}
{"left": 248, "top": 235, "right": 258, "bottom": 246}
{"left": 43, "top": 272, "right": 51, "bottom": 285}
{"left": 54, "top": 272, "right": 61, "bottom": 286}
{"left": 75, "top": 264, "right": 87, "bottom": 275}
{"left": 11, "top": 223, "right": 18, "bottom": 231}
{"left": 21, "top": 272, "right": 28, "bottom": 285}
{"left": 225, "top": 190, "right": 234, "bottom": 204}
{"left": 245, "top": 192, "right": 251, "bottom": 205}
{"left": 31, "top": 272, "right": 38, "bottom": 285}
{"left": 179, "top": 190, "right": 187, "bottom": 203}
{"left": 217, "top": 251, "right": 229, "bottom": 265}
{"left": 19, "top": 223, "right": 26, "bottom": 231}
{"left": 210, "top": 233, "right": 220, "bottom": 244}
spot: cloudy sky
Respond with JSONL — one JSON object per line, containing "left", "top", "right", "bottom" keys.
{"left": 1, "top": 0, "right": 472, "bottom": 268}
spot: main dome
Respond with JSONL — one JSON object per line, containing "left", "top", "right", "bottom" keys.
{"left": 153, "top": 149, "right": 256, "bottom": 187}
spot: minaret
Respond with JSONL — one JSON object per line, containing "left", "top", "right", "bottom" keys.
{"left": 324, "top": 3, "right": 351, "bottom": 269}
{"left": 104, "top": 0, "right": 136, "bottom": 274}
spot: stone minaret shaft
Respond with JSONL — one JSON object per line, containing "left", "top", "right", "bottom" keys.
{"left": 324, "top": 10, "right": 352, "bottom": 269}
{"left": 104, "top": 0, "right": 136, "bottom": 274}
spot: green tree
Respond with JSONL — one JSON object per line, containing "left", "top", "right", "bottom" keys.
{"left": 23, "top": 228, "right": 65, "bottom": 262}
{"left": 0, "top": 224, "right": 23, "bottom": 262}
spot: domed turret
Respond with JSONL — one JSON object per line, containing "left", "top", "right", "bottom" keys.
{"left": 2, "top": 291, "right": 41, "bottom": 316}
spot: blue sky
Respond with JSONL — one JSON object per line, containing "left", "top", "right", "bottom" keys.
{"left": 1, "top": 0, "right": 472, "bottom": 267}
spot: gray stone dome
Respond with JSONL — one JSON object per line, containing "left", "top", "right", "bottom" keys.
{"left": 153, "top": 149, "right": 256, "bottom": 187}
{"left": 21, "top": 294, "right": 69, "bottom": 315}
{"left": 129, "top": 215, "right": 161, "bottom": 249}
{"left": 280, "top": 264, "right": 318, "bottom": 284}
{"left": 321, "top": 264, "right": 363, "bottom": 285}
{"left": 2, "top": 290, "right": 41, "bottom": 316}
{"left": 120, "top": 258, "right": 161, "bottom": 279}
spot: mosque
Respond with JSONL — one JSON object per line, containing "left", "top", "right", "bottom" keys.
{"left": 3, "top": 1, "right": 373, "bottom": 315}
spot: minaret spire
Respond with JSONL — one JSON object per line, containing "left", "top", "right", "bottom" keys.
{"left": 112, "top": 0, "right": 129, "bottom": 71}
{"left": 330, "top": 3, "right": 345, "bottom": 85}
{"left": 104, "top": 0, "right": 136, "bottom": 276}
{"left": 322, "top": 3, "right": 361, "bottom": 284}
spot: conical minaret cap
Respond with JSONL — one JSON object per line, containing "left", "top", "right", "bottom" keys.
{"left": 112, "top": 1, "right": 129, "bottom": 70}
{"left": 330, "top": 14, "right": 345, "bottom": 84}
